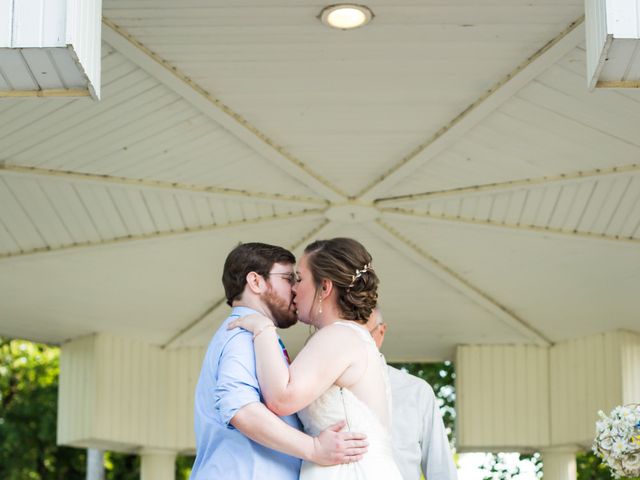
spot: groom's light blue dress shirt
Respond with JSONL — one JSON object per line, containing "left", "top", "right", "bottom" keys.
{"left": 190, "top": 306, "right": 302, "bottom": 480}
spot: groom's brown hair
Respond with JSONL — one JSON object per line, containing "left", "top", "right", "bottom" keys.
{"left": 222, "top": 242, "right": 295, "bottom": 306}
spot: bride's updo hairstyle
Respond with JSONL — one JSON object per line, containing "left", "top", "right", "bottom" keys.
{"left": 304, "top": 237, "right": 378, "bottom": 323}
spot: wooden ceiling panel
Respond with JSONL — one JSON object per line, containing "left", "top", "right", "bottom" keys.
{"left": 384, "top": 216, "right": 640, "bottom": 343}
{"left": 102, "top": 0, "right": 583, "bottom": 195}
{"left": 0, "top": 216, "right": 327, "bottom": 345}
{"left": 1, "top": 1, "right": 637, "bottom": 360}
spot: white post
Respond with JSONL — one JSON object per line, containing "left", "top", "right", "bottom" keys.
{"left": 86, "top": 449, "right": 104, "bottom": 480}
{"left": 540, "top": 447, "right": 578, "bottom": 480}
{"left": 140, "top": 449, "right": 176, "bottom": 480}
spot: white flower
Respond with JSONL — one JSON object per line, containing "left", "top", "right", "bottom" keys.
{"left": 596, "top": 419, "right": 608, "bottom": 434}
{"left": 593, "top": 404, "right": 640, "bottom": 478}
{"left": 626, "top": 453, "right": 640, "bottom": 471}
{"left": 598, "top": 435, "right": 614, "bottom": 451}
{"left": 611, "top": 439, "right": 626, "bottom": 455}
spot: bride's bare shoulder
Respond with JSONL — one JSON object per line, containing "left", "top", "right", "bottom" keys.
{"left": 312, "top": 321, "right": 366, "bottom": 345}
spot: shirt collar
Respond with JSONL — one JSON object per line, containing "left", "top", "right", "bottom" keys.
{"left": 230, "top": 305, "right": 263, "bottom": 318}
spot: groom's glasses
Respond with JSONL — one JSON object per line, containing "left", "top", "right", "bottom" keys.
{"left": 268, "top": 272, "right": 299, "bottom": 286}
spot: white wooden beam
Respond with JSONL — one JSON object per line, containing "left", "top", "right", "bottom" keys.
{"left": 162, "top": 218, "right": 333, "bottom": 348}
{"left": 101, "top": 18, "right": 347, "bottom": 202}
{"left": 0, "top": 163, "right": 327, "bottom": 206}
{"left": 161, "top": 297, "right": 228, "bottom": 350}
{"left": 0, "top": 89, "right": 90, "bottom": 97}
{"left": 375, "top": 163, "right": 640, "bottom": 205}
{"left": 0, "top": 210, "right": 327, "bottom": 262}
{"left": 381, "top": 209, "right": 640, "bottom": 247}
{"left": 368, "top": 220, "right": 552, "bottom": 346}
{"left": 357, "top": 17, "right": 585, "bottom": 201}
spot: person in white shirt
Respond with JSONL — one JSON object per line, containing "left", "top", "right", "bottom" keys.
{"left": 366, "top": 309, "right": 458, "bottom": 480}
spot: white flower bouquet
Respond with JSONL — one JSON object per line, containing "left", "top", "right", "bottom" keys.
{"left": 593, "top": 404, "right": 640, "bottom": 479}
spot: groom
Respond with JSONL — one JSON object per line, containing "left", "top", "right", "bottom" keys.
{"left": 190, "top": 242, "right": 368, "bottom": 479}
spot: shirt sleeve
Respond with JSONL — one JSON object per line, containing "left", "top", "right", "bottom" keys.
{"left": 214, "top": 330, "right": 261, "bottom": 427}
{"left": 421, "top": 383, "right": 458, "bottom": 480}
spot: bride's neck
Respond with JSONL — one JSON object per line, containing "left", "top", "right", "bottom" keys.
{"left": 315, "top": 302, "right": 345, "bottom": 329}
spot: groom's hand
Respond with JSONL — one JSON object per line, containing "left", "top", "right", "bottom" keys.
{"left": 311, "top": 420, "right": 368, "bottom": 466}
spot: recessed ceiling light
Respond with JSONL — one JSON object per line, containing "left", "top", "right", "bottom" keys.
{"left": 319, "top": 4, "right": 374, "bottom": 30}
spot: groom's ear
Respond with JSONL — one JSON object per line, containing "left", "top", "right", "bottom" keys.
{"left": 246, "top": 271, "right": 266, "bottom": 294}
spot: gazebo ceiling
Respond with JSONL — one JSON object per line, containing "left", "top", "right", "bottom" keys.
{"left": 0, "top": 0, "right": 639, "bottom": 361}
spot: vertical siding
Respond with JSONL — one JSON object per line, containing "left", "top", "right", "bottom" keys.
{"left": 58, "top": 333, "right": 204, "bottom": 451}
{"left": 456, "top": 344, "right": 550, "bottom": 450}
{"left": 57, "top": 335, "right": 97, "bottom": 446}
{"left": 606, "top": 0, "right": 640, "bottom": 37}
{"left": 93, "top": 334, "right": 170, "bottom": 449}
{"left": 585, "top": 0, "right": 609, "bottom": 89}
{"left": 66, "top": 0, "right": 102, "bottom": 98}
{"left": 168, "top": 346, "right": 205, "bottom": 451}
{"left": 621, "top": 331, "right": 640, "bottom": 404}
{"left": 550, "top": 332, "right": 624, "bottom": 445}
{"left": 11, "top": 0, "right": 66, "bottom": 47}
{"left": 0, "top": 0, "right": 14, "bottom": 46}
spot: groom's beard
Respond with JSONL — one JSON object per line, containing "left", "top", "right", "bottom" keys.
{"left": 261, "top": 288, "right": 298, "bottom": 329}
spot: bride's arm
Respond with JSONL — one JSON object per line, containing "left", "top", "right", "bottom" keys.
{"left": 258, "top": 325, "right": 353, "bottom": 415}
{"left": 229, "top": 316, "right": 354, "bottom": 416}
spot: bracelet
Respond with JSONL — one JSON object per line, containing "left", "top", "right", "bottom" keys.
{"left": 253, "top": 323, "right": 276, "bottom": 340}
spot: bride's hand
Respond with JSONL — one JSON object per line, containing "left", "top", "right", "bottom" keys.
{"left": 228, "top": 313, "right": 274, "bottom": 335}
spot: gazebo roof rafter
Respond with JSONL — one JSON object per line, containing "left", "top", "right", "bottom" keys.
{"left": 369, "top": 219, "right": 552, "bottom": 346}
{"left": 0, "top": 209, "right": 328, "bottom": 262}
{"left": 375, "top": 163, "right": 640, "bottom": 205}
{"left": 355, "top": 17, "right": 585, "bottom": 202}
{"left": 0, "top": 163, "right": 327, "bottom": 206}
{"left": 381, "top": 208, "right": 640, "bottom": 247}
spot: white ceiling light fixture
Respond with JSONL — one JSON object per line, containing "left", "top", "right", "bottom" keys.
{"left": 320, "top": 4, "right": 374, "bottom": 30}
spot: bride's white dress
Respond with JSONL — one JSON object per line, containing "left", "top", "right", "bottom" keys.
{"left": 297, "top": 322, "right": 403, "bottom": 480}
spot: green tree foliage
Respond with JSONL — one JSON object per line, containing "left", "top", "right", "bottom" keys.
{"left": 0, "top": 338, "right": 85, "bottom": 480}
{"left": 0, "top": 337, "right": 196, "bottom": 479}
{"left": 576, "top": 451, "right": 617, "bottom": 480}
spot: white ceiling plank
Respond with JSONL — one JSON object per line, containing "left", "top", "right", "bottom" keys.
{"left": 357, "top": 17, "right": 585, "bottom": 201}
{"left": 376, "top": 163, "right": 640, "bottom": 205}
{"left": 368, "top": 219, "right": 552, "bottom": 346}
{"left": 0, "top": 218, "right": 20, "bottom": 253}
{"left": 4, "top": 177, "right": 75, "bottom": 248}
{"left": 0, "top": 50, "right": 39, "bottom": 90}
{"left": 381, "top": 209, "right": 640, "bottom": 247}
{"left": 0, "top": 177, "right": 48, "bottom": 251}
{"left": 607, "top": 177, "right": 640, "bottom": 237}
{"left": 0, "top": 209, "right": 327, "bottom": 262}
{"left": 59, "top": 99, "right": 196, "bottom": 171}
{"left": 0, "top": 164, "right": 326, "bottom": 206}
{"left": 102, "top": 18, "right": 347, "bottom": 202}
{"left": 109, "top": 189, "right": 145, "bottom": 236}
{"left": 157, "top": 192, "right": 187, "bottom": 232}
{"left": 31, "top": 86, "right": 176, "bottom": 165}
{"left": 2, "top": 71, "right": 152, "bottom": 160}
{"left": 21, "top": 49, "right": 64, "bottom": 90}
{"left": 0, "top": 98, "right": 68, "bottom": 132}
{"left": 79, "top": 185, "right": 130, "bottom": 239}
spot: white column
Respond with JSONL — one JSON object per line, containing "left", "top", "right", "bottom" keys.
{"left": 541, "top": 447, "right": 578, "bottom": 480}
{"left": 140, "top": 449, "right": 176, "bottom": 480}
{"left": 86, "top": 449, "right": 104, "bottom": 480}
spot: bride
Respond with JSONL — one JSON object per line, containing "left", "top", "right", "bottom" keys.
{"left": 229, "top": 237, "right": 402, "bottom": 479}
